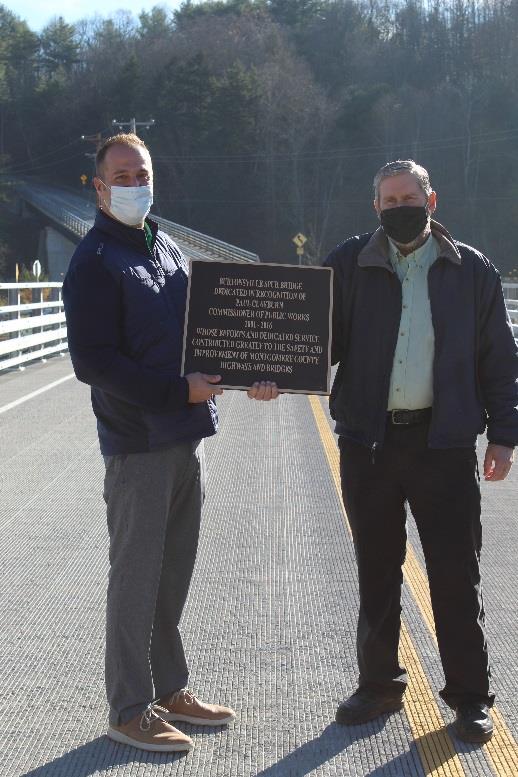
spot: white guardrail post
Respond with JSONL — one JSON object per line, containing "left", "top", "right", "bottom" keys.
{"left": 0, "top": 282, "right": 67, "bottom": 372}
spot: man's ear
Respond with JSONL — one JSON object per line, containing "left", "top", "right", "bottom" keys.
{"left": 93, "top": 176, "right": 107, "bottom": 209}
{"left": 428, "top": 190, "right": 437, "bottom": 214}
{"left": 373, "top": 198, "right": 381, "bottom": 218}
{"left": 93, "top": 176, "right": 104, "bottom": 195}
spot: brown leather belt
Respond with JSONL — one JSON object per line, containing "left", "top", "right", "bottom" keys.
{"left": 387, "top": 408, "right": 432, "bottom": 426}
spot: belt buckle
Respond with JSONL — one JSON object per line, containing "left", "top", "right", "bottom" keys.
{"left": 391, "top": 410, "right": 408, "bottom": 425}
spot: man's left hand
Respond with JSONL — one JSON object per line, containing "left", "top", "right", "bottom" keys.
{"left": 247, "top": 381, "right": 279, "bottom": 401}
{"left": 483, "top": 443, "right": 515, "bottom": 481}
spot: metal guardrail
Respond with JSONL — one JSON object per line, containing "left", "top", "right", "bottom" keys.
{"left": 0, "top": 282, "right": 67, "bottom": 372}
{"left": 1, "top": 280, "right": 516, "bottom": 375}
{"left": 152, "top": 215, "right": 258, "bottom": 263}
{"left": 11, "top": 180, "right": 91, "bottom": 239}
{"left": 13, "top": 180, "right": 259, "bottom": 263}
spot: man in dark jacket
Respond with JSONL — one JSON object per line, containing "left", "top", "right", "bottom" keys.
{"left": 325, "top": 160, "right": 517, "bottom": 743}
{"left": 63, "top": 133, "right": 277, "bottom": 754}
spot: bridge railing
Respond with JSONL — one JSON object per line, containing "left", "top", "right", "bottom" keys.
{"left": 151, "top": 215, "right": 258, "bottom": 263}
{"left": 14, "top": 182, "right": 91, "bottom": 239}
{"left": 1, "top": 280, "right": 516, "bottom": 373}
{"left": 0, "top": 282, "right": 67, "bottom": 372}
{"left": 13, "top": 180, "right": 258, "bottom": 263}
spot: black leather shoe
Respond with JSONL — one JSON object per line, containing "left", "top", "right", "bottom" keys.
{"left": 453, "top": 704, "right": 493, "bottom": 743}
{"left": 335, "top": 688, "right": 404, "bottom": 725}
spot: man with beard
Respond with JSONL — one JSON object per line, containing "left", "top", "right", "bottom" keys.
{"left": 325, "top": 160, "right": 517, "bottom": 743}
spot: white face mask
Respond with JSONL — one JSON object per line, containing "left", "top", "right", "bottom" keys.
{"left": 102, "top": 183, "right": 153, "bottom": 226}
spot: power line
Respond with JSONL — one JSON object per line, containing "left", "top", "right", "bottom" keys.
{"left": 1, "top": 137, "right": 82, "bottom": 172}
{"left": 3, "top": 150, "right": 87, "bottom": 174}
{"left": 4, "top": 122, "right": 518, "bottom": 176}
{"left": 152, "top": 127, "right": 518, "bottom": 162}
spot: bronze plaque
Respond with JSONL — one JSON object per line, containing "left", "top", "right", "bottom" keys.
{"left": 181, "top": 260, "right": 332, "bottom": 394}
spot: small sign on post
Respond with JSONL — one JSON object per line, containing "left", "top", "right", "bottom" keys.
{"left": 292, "top": 232, "right": 307, "bottom": 264}
{"left": 80, "top": 174, "right": 88, "bottom": 187}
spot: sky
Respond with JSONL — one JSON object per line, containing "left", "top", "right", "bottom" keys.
{"left": 2, "top": 0, "right": 184, "bottom": 31}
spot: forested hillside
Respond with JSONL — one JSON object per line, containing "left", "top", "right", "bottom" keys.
{"left": 1, "top": 0, "right": 518, "bottom": 272}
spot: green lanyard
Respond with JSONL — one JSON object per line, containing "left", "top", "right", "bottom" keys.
{"left": 144, "top": 222, "right": 155, "bottom": 254}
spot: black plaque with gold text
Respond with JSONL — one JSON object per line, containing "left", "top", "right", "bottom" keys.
{"left": 181, "top": 260, "right": 333, "bottom": 394}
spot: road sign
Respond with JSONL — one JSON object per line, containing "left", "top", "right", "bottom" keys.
{"left": 80, "top": 174, "right": 88, "bottom": 186}
{"left": 32, "top": 260, "right": 42, "bottom": 280}
{"left": 292, "top": 233, "right": 307, "bottom": 248}
{"left": 296, "top": 246, "right": 305, "bottom": 256}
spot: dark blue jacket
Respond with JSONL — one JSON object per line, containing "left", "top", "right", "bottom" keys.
{"left": 324, "top": 221, "right": 518, "bottom": 450}
{"left": 63, "top": 211, "right": 217, "bottom": 455}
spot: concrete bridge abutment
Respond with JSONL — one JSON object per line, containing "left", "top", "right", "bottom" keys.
{"left": 37, "top": 226, "right": 76, "bottom": 281}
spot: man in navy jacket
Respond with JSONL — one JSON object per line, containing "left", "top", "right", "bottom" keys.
{"left": 325, "top": 160, "right": 517, "bottom": 743}
{"left": 63, "top": 133, "right": 277, "bottom": 753}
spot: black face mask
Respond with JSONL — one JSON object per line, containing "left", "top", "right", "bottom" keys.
{"left": 380, "top": 205, "right": 429, "bottom": 244}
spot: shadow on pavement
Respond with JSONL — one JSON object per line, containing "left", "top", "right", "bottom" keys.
{"left": 255, "top": 722, "right": 466, "bottom": 777}
{"left": 20, "top": 725, "right": 465, "bottom": 776}
{"left": 253, "top": 719, "right": 422, "bottom": 777}
{"left": 20, "top": 736, "right": 189, "bottom": 777}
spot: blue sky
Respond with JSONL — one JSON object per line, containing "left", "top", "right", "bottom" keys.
{"left": 3, "top": 0, "right": 184, "bottom": 31}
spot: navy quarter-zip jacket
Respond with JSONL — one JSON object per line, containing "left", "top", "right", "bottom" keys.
{"left": 324, "top": 220, "right": 518, "bottom": 450}
{"left": 63, "top": 210, "right": 217, "bottom": 455}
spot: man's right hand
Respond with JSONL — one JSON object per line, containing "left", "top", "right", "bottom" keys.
{"left": 186, "top": 373, "right": 223, "bottom": 403}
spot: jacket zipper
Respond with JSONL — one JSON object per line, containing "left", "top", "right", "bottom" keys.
{"left": 372, "top": 271, "right": 402, "bottom": 462}
{"left": 427, "top": 263, "right": 440, "bottom": 446}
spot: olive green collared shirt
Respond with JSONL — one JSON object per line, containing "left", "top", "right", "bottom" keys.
{"left": 387, "top": 235, "right": 439, "bottom": 411}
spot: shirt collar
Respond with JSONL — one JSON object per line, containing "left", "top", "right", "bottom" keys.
{"left": 388, "top": 234, "right": 437, "bottom": 268}
{"left": 358, "top": 219, "right": 462, "bottom": 271}
{"left": 94, "top": 210, "right": 159, "bottom": 255}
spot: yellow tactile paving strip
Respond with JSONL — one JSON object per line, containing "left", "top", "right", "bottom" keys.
{"left": 309, "top": 394, "right": 518, "bottom": 777}
{"left": 403, "top": 533, "right": 518, "bottom": 777}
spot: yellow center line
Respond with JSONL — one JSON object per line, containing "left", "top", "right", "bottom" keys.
{"left": 309, "top": 395, "right": 518, "bottom": 777}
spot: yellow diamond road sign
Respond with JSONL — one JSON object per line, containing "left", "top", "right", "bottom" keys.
{"left": 292, "top": 232, "right": 307, "bottom": 248}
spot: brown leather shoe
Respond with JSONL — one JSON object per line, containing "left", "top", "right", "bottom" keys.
{"left": 107, "top": 704, "right": 194, "bottom": 752}
{"left": 159, "top": 688, "right": 236, "bottom": 726}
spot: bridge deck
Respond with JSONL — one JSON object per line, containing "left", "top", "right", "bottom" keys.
{"left": 0, "top": 357, "right": 517, "bottom": 777}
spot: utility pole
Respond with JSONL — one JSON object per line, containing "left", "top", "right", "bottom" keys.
{"left": 81, "top": 132, "right": 103, "bottom": 167}
{"left": 80, "top": 132, "right": 103, "bottom": 202}
{"left": 81, "top": 132, "right": 103, "bottom": 153}
{"left": 111, "top": 118, "right": 155, "bottom": 136}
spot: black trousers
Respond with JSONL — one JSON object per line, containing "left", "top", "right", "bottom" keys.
{"left": 339, "top": 420, "right": 494, "bottom": 709}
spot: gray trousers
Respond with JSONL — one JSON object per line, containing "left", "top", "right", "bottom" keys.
{"left": 102, "top": 440, "right": 205, "bottom": 725}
